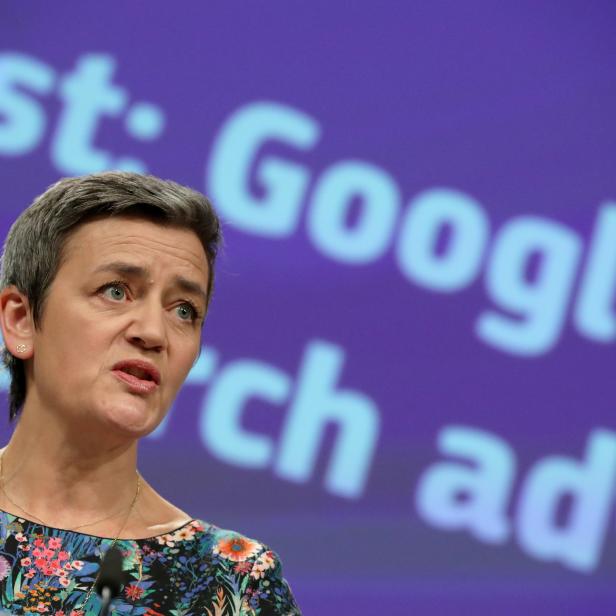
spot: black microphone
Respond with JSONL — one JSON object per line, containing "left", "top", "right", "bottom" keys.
{"left": 94, "top": 545, "right": 124, "bottom": 616}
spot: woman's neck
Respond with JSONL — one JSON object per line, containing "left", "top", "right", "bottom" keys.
{"left": 0, "top": 404, "right": 149, "bottom": 536}
{"left": 0, "top": 401, "right": 191, "bottom": 539}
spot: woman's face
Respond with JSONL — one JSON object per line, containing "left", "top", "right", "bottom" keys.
{"left": 28, "top": 216, "right": 209, "bottom": 439}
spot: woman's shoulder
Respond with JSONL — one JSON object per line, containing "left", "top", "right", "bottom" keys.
{"left": 152, "top": 518, "right": 272, "bottom": 556}
{"left": 167, "top": 521, "right": 302, "bottom": 614}
{"left": 152, "top": 519, "right": 289, "bottom": 585}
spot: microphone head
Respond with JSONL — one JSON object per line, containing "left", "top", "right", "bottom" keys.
{"left": 95, "top": 545, "right": 124, "bottom": 598}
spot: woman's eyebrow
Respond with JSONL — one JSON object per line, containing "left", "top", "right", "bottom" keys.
{"left": 93, "top": 261, "right": 147, "bottom": 278}
{"left": 173, "top": 276, "right": 208, "bottom": 307}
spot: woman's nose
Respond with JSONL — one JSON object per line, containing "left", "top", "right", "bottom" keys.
{"left": 125, "top": 300, "right": 167, "bottom": 351}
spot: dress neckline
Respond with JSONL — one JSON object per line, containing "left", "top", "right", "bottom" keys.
{"left": 0, "top": 509, "right": 199, "bottom": 542}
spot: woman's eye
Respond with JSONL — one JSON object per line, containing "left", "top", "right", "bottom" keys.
{"left": 176, "top": 303, "right": 197, "bottom": 322}
{"left": 102, "top": 284, "right": 126, "bottom": 301}
{"left": 99, "top": 284, "right": 198, "bottom": 322}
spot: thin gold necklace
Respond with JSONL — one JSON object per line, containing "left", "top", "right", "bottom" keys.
{"left": 0, "top": 453, "right": 140, "bottom": 531}
{"left": 0, "top": 452, "right": 141, "bottom": 612}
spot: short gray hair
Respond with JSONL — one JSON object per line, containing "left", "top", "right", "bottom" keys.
{"left": 0, "top": 171, "right": 222, "bottom": 421}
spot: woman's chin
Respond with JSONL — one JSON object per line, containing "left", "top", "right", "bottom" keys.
{"left": 98, "top": 401, "right": 160, "bottom": 439}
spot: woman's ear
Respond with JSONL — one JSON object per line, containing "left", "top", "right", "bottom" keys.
{"left": 0, "top": 286, "right": 34, "bottom": 359}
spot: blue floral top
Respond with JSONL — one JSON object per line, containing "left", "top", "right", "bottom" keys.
{"left": 0, "top": 512, "right": 301, "bottom": 615}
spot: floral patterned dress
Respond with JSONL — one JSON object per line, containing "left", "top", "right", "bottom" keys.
{"left": 0, "top": 511, "right": 301, "bottom": 615}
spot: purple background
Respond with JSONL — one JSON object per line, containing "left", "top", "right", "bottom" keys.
{"left": 1, "top": 2, "right": 615, "bottom": 614}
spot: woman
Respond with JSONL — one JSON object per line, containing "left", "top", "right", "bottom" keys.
{"left": 0, "top": 172, "right": 301, "bottom": 615}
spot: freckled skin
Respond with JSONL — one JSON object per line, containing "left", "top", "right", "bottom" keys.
{"left": 28, "top": 216, "right": 209, "bottom": 441}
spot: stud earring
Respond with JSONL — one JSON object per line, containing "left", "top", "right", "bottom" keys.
{"left": 15, "top": 344, "right": 27, "bottom": 353}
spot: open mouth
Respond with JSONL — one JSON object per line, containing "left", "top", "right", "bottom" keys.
{"left": 112, "top": 360, "right": 160, "bottom": 384}
{"left": 111, "top": 360, "right": 161, "bottom": 393}
{"left": 112, "top": 369, "right": 158, "bottom": 393}
{"left": 120, "top": 366, "right": 155, "bottom": 381}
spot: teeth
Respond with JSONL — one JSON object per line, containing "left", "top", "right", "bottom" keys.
{"left": 123, "top": 367, "right": 151, "bottom": 381}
